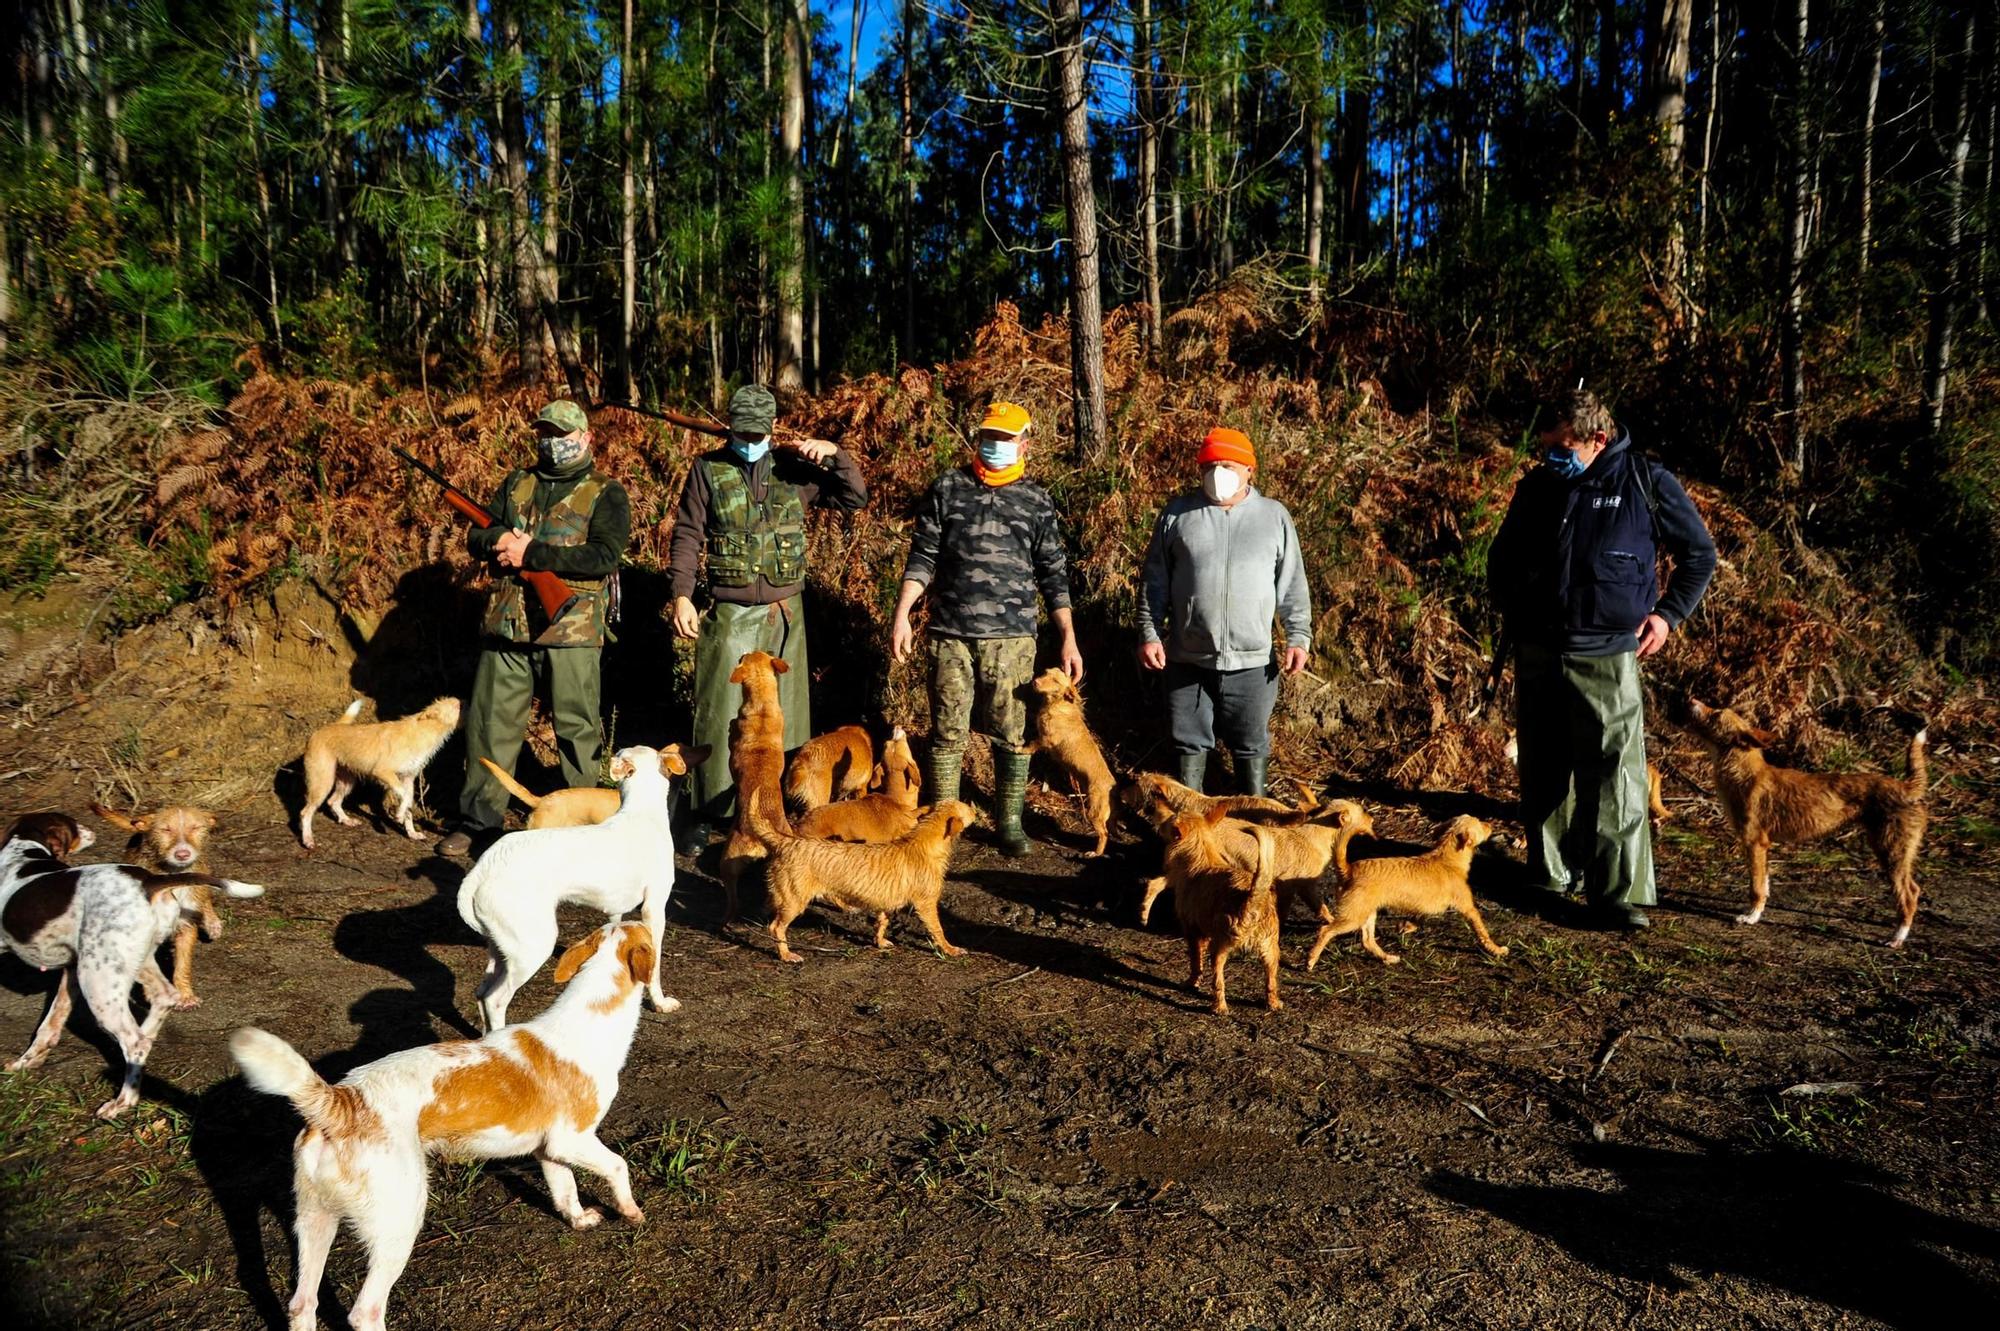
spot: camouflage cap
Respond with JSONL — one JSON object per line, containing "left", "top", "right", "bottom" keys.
{"left": 536, "top": 399, "right": 590, "bottom": 435}
{"left": 729, "top": 384, "right": 778, "bottom": 436}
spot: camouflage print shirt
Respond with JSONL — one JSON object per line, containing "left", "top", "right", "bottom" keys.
{"left": 902, "top": 467, "right": 1071, "bottom": 639}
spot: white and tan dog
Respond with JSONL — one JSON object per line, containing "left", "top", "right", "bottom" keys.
{"left": 231, "top": 920, "right": 658, "bottom": 1331}
{"left": 456, "top": 745, "right": 682, "bottom": 1030}
{"left": 2, "top": 812, "right": 263, "bottom": 1118}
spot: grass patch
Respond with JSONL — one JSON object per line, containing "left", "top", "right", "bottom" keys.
{"left": 622, "top": 1117, "right": 753, "bottom": 1207}
{"left": 904, "top": 1115, "right": 1016, "bottom": 1210}
{"left": 1753, "top": 1094, "right": 1874, "bottom": 1152}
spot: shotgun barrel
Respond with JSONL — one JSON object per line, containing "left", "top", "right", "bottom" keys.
{"left": 391, "top": 447, "right": 578, "bottom": 625}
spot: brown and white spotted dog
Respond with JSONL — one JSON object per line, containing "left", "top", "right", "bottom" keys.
{"left": 231, "top": 921, "right": 658, "bottom": 1331}
{"left": 91, "top": 803, "right": 227, "bottom": 1008}
{"left": 0, "top": 811, "right": 264, "bottom": 1119}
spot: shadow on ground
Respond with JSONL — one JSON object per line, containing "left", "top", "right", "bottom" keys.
{"left": 1427, "top": 1134, "right": 2000, "bottom": 1329}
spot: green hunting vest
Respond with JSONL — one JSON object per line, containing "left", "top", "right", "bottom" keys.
{"left": 702, "top": 457, "right": 808, "bottom": 589}
{"left": 482, "top": 470, "right": 613, "bottom": 647}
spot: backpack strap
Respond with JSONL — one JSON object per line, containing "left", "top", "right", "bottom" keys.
{"left": 1628, "top": 450, "right": 1663, "bottom": 547}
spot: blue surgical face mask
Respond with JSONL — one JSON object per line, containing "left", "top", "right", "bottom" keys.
{"left": 1544, "top": 446, "right": 1587, "bottom": 479}
{"left": 729, "top": 434, "right": 771, "bottom": 464}
{"left": 977, "top": 436, "right": 1020, "bottom": 468}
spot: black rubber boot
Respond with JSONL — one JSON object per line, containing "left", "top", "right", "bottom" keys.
{"left": 1234, "top": 753, "right": 1269, "bottom": 798}
{"left": 993, "top": 747, "right": 1033, "bottom": 858}
{"left": 1174, "top": 749, "right": 1209, "bottom": 792}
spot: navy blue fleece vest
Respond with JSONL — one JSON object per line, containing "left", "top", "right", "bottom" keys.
{"left": 1551, "top": 446, "right": 1658, "bottom": 637}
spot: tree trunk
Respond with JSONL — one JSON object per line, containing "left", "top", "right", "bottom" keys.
{"left": 1137, "top": 0, "right": 1163, "bottom": 352}
{"left": 1305, "top": 84, "right": 1325, "bottom": 302}
{"left": 1595, "top": 0, "right": 1619, "bottom": 132}
{"left": 620, "top": 0, "right": 637, "bottom": 401}
{"left": 1052, "top": 0, "right": 1108, "bottom": 463}
{"left": 496, "top": 0, "right": 541, "bottom": 378}
{"left": 245, "top": 29, "right": 281, "bottom": 344}
{"left": 1648, "top": 0, "right": 1694, "bottom": 320}
{"left": 1781, "top": 0, "right": 1809, "bottom": 473}
{"left": 1339, "top": 33, "right": 1371, "bottom": 273}
{"left": 1858, "top": 0, "right": 1882, "bottom": 308}
{"left": 899, "top": 2, "right": 915, "bottom": 364}
{"left": 1924, "top": 12, "right": 1976, "bottom": 435}
{"left": 775, "top": 0, "right": 807, "bottom": 389}
{"left": 64, "top": 0, "right": 97, "bottom": 183}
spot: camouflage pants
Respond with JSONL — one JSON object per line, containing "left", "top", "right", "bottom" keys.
{"left": 928, "top": 635, "right": 1035, "bottom": 753}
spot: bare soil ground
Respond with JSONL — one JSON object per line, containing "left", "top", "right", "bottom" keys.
{"left": 2, "top": 588, "right": 1998, "bottom": 1330}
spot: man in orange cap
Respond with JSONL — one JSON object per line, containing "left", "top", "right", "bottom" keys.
{"left": 892, "top": 400, "right": 1081, "bottom": 855}
{"left": 1137, "top": 427, "right": 1311, "bottom": 796}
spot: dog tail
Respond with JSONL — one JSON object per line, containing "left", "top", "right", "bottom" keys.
{"left": 1906, "top": 729, "right": 1929, "bottom": 799}
{"left": 335, "top": 699, "right": 364, "bottom": 725}
{"left": 1250, "top": 826, "right": 1277, "bottom": 893}
{"left": 478, "top": 757, "right": 544, "bottom": 809}
{"left": 140, "top": 872, "right": 264, "bottom": 900}
{"left": 230, "top": 1028, "right": 360, "bottom": 1135}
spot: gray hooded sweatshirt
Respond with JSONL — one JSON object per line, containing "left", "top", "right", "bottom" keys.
{"left": 1139, "top": 489, "right": 1313, "bottom": 671}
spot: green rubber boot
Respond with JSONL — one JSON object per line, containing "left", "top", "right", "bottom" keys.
{"left": 1235, "top": 753, "right": 1269, "bottom": 798}
{"left": 1174, "top": 749, "right": 1209, "bottom": 793}
{"left": 926, "top": 743, "right": 964, "bottom": 806}
{"left": 993, "top": 746, "right": 1033, "bottom": 858}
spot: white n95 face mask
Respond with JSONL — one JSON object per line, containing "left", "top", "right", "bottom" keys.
{"left": 1203, "top": 465, "right": 1243, "bottom": 503}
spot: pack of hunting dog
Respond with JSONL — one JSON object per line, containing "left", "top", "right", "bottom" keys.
{"left": 0, "top": 377, "right": 1943, "bottom": 1329}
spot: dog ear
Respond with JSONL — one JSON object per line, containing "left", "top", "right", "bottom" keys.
{"left": 608, "top": 754, "right": 636, "bottom": 780}
{"left": 658, "top": 750, "right": 685, "bottom": 777}
{"left": 866, "top": 763, "right": 886, "bottom": 791}
{"left": 770, "top": 657, "right": 790, "bottom": 676}
{"left": 728, "top": 663, "right": 748, "bottom": 684}
{"left": 553, "top": 928, "right": 607, "bottom": 984}
{"left": 1747, "top": 726, "right": 1779, "bottom": 749}
{"left": 946, "top": 809, "right": 970, "bottom": 838}
{"left": 617, "top": 929, "right": 657, "bottom": 987}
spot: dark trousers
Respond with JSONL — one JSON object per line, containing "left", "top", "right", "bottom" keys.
{"left": 1165, "top": 660, "right": 1280, "bottom": 762}
{"left": 460, "top": 643, "right": 603, "bottom": 832}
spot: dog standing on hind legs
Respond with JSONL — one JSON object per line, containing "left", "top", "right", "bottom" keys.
{"left": 1684, "top": 699, "right": 1929, "bottom": 946}
{"left": 90, "top": 802, "right": 227, "bottom": 1009}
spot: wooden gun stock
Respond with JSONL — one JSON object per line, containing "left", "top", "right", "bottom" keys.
{"left": 392, "top": 448, "right": 578, "bottom": 625}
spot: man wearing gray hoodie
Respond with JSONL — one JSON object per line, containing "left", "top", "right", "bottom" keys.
{"left": 1138, "top": 428, "right": 1313, "bottom": 796}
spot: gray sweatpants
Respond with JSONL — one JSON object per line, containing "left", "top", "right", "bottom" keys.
{"left": 1165, "top": 660, "right": 1281, "bottom": 760}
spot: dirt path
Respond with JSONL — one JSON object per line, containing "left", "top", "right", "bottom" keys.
{"left": 2, "top": 752, "right": 1998, "bottom": 1331}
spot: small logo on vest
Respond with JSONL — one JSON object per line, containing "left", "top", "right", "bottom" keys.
{"left": 1591, "top": 494, "right": 1624, "bottom": 509}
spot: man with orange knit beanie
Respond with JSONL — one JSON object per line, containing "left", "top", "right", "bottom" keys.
{"left": 1137, "top": 427, "right": 1312, "bottom": 796}
{"left": 893, "top": 401, "right": 1082, "bottom": 855}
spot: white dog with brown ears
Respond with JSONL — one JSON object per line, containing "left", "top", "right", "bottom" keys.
{"left": 456, "top": 744, "right": 686, "bottom": 1030}
{"left": 231, "top": 920, "right": 659, "bottom": 1331}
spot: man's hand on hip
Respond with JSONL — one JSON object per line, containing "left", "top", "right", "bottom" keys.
{"left": 1636, "top": 613, "right": 1671, "bottom": 658}
{"left": 671, "top": 596, "right": 701, "bottom": 640}
{"left": 1138, "top": 641, "right": 1166, "bottom": 672}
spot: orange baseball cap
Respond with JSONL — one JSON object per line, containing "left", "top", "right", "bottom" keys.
{"left": 980, "top": 401, "right": 1032, "bottom": 435}
{"left": 1198, "top": 427, "right": 1256, "bottom": 468}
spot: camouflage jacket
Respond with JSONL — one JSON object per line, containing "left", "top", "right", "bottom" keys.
{"left": 902, "top": 467, "right": 1071, "bottom": 640}
{"left": 469, "top": 463, "right": 631, "bottom": 647}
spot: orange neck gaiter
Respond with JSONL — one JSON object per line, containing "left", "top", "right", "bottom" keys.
{"left": 973, "top": 458, "right": 1025, "bottom": 487}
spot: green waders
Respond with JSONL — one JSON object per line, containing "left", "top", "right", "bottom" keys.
{"left": 690, "top": 595, "right": 811, "bottom": 818}
{"left": 1513, "top": 643, "right": 1656, "bottom": 908}
{"left": 460, "top": 644, "right": 603, "bottom": 831}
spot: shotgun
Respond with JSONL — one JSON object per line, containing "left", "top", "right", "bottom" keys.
{"left": 392, "top": 447, "right": 578, "bottom": 625}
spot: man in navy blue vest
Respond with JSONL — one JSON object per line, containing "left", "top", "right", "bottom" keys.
{"left": 1488, "top": 390, "right": 1717, "bottom": 929}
